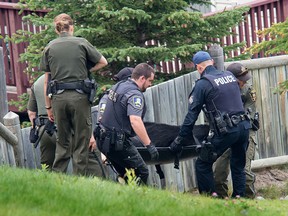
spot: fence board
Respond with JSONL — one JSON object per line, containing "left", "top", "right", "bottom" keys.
{"left": 21, "top": 127, "right": 41, "bottom": 169}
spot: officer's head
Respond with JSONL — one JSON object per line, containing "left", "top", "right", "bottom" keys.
{"left": 192, "top": 51, "right": 214, "bottom": 74}
{"left": 54, "top": 13, "right": 74, "bottom": 35}
{"left": 131, "top": 63, "right": 155, "bottom": 92}
{"left": 227, "top": 62, "right": 251, "bottom": 88}
{"left": 113, "top": 67, "right": 134, "bottom": 82}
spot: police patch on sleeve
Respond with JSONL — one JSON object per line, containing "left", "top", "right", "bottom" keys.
{"left": 249, "top": 88, "right": 257, "bottom": 102}
{"left": 189, "top": 95, "right": 193, "bottom": 104}
{"left": 99, "top": 103, "right": 106, "bottom": 113}
{"left": 132, "top": 96, "right": 143, "bottom": 109}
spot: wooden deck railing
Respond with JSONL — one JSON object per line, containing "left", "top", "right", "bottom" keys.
{"left": 1, "top": 0, "right": 288, "bottom": 112}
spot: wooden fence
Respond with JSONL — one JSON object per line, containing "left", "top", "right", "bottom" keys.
{"left": 1, "top": 55, "right": 287, "bottom": 192}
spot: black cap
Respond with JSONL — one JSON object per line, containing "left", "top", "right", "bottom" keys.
{"left": 113, "top": 67, "right": 134, "bottom": 82}
{"left": 227, "top": 63, "right": 251, "bottom": 82}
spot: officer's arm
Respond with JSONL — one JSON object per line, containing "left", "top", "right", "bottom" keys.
{"left": 130, "top": 115, "right": 151, "bottom": 146}
{"left": 90, "top": 56, "right": 108, "bottom": 73}
{"left": 44, "top": 72, "right": 54, "bottom": 122}
{"left": 179, "top": 80, "right": 208, "bottom": 137}
{"left": 27, "top": 87, "right": 37, "bottom": 126}
{"left": 27, "top": 110, "right": 37, "bottom": 127}
{"left": 44, "top": 73, "right": 51, "bottom": 108}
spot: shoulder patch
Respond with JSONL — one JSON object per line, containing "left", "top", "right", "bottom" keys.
{"left": 99, "top": 102, "right": 106, "bottom": 113}
{"left": 132, "top": 96, "right": 143, "bottom": 109}
{"left": 189, "top": 95, "right": 193, "bottom": 104}
{"left": 249, "top": 88, "right": 257, "bottom": 102}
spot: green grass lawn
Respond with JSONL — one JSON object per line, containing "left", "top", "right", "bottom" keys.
{"left": 0, "top": 166, "right": 287, "bottom": 216}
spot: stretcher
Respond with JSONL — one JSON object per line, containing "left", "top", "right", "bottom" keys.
{"left": 133, "top": 122, "right": 210, "bottom": 165}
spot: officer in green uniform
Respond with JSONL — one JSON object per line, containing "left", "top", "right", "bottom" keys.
{"left": 28, "top": 74, "right": 107, "bottom": 177}
{"left": 27, "top": 74, "right": 56, "bottom": 170}
{"left": 41, "top": 13, "right": 108, "bottom": 175}
{"left": 213, "top": 62, "right": 259, "bottom": 198}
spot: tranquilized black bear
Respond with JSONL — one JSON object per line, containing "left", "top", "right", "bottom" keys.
{"left": 132, "top": 122, "right": 210, "bottom": 165}
{"left": 91, "top": 107, "right": 210, "bottom": 165}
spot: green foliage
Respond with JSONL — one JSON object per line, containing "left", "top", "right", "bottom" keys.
{"left": 12, "top": 0, "right": 249, "bottom": 77}
{"left": 247, "top": 18, "right": 288, "bottom": 56}
{"left": 273, "top": 80, "right": 288, "bottom": 95}
{"left": 8, "top": 93, "right": 29, "bottom": 112}
{"left": 247, "top": 18, "right": 288, "bottom": 93}
{"left": 8, "top": 0, "right": 249, "bottom": 109}
{"left": 40, "top": 163, "right": 50, "bottom": 171}
{"left": 125, "top": 168, "right": 140, "bottom": 186}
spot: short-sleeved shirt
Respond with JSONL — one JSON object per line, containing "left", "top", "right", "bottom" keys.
{"left": 40, "top": 32, "right": 102, "bottom": 82}
{"left": 100, "top": 79, "right": 146, "bottom": 135}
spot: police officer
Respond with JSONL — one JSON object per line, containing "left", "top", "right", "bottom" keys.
{"left": 41, "top": 13, "right": 108, "bottom": 175}
{"left": 28, "top": 74, "right": 107, "bottom": 177}
{"left": 214, "top": 62, "right": 259, "bottom": 198}
{"left": 170, "top": 51, "right": 251, "bottom": 197}
{"left": 27, "top": 74, "right": 56, "bottom": 170}
{"left": 95, "top": 63, "right": 159, "bottom": 184}
{"left": 97, "top": 67, "right": 134, "bottom": 122}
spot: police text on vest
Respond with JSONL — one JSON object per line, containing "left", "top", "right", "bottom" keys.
{"left": 214, "top": 75, "right": 236, "bottom": 86}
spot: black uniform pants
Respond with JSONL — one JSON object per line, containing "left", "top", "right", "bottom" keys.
{"left": 195, "top": 120, "right": 249, "bottom": 197}
{"left": 97, "top": 137, "right": 149, "bottom": 184}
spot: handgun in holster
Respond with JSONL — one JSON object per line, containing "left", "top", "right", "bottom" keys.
{"left": 115, "top": 131, "right": 125, "bottom": 151}
{"left": 47, "top": 80, "right": 57, "bottom": 98}
{"left": 197, "top": 141, "right": 217, "bottom": 163}
{"left": 29, "top": 118, "right": 39, "bottom": 143}
{"left": 83, "top": 78, "right": 98, "bottom": 104}
{"left": 214, "top": 114, "right": 228, "bottom": 135}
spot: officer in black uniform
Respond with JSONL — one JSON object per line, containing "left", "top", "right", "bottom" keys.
{"left": 97, "top": 67, "right": 134, "bottom": 123}
{"left": 170, "top": 51, "right": 251, "bottom": 197}
{"left": 95, "top": 63, "right": 159, "bottom": 184}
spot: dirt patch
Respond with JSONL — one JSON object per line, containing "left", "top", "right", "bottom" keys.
{"left": 255, "top": 168, "right": 288, "bottom": 189}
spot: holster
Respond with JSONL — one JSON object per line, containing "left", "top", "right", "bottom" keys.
{"left": 84, "top": 78, "right": 97, "bottom": 104}
{"left": 29, "top": 118, "right": 39, "bottom": 143}
{"left": 198, "top": 141, "right": 217, "bottom": 163}
{"left": 96, "top": 126, "right": 125, "bottom": 153}
{"left": 29, "top": 127, "right": 39, "bottom": 143}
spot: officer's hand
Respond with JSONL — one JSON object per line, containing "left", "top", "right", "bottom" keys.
{"left": 146, "top": 143, "right": 159, "bottom": 161}
{"left": 169, "top": 136, "right": 183, "bottom": 154}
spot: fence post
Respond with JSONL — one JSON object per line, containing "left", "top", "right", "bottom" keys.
{"left": 3, "top": 111, "right": 25, "bottom": 167}
{"left": 209, "top": 44, "right": 224, "bottom": 71}
{"left": 0, "top": 47, "right": 8, "bottom": 124}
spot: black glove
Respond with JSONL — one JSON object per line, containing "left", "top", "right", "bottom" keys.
{"left": 169, "top": 136, "right": 183, "bottom": 154}
{"left": 252, "top": 112, "right": 260, "bottom": 131}
{"left": 146, "top": 143, "right": 159, "bottom": 161}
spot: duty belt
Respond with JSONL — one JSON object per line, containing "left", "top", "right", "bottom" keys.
{"left": 230, "top": 114, "right": 247, "bottom": 125}
{"left": 56, "top": 81, "right": 83, "bottom": 91}
{"left": 35, "top": 117, "right": 49, "bottom": 127}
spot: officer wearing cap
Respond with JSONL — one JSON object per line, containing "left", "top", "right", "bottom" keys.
{"left": 94, "top": 63, "right": 159, "bottom": 184}
{"left": 41, "top": 13, "right": 108, "bottom": 175}
{"left": 97, "top": 67, "right": 134, "bottom": 122}
{"left": 214, "top": 62, "right": 259, "bottom": 198}
{"left": 170, "top": 51, "right": 251, "bottom": 197}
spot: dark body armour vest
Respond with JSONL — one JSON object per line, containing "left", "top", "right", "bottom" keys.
{"left": 202, "top": 71, "right": 244, "bottom": 116}
{"left": 100, "top": 80, "right": 146, "bottom": 136}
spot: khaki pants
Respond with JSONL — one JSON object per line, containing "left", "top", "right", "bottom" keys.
{"left": 52, "top": 90, "right": 92, "bottom": 176}
{"left": 214, "top": 135, "right": 257, "bottom": 198}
